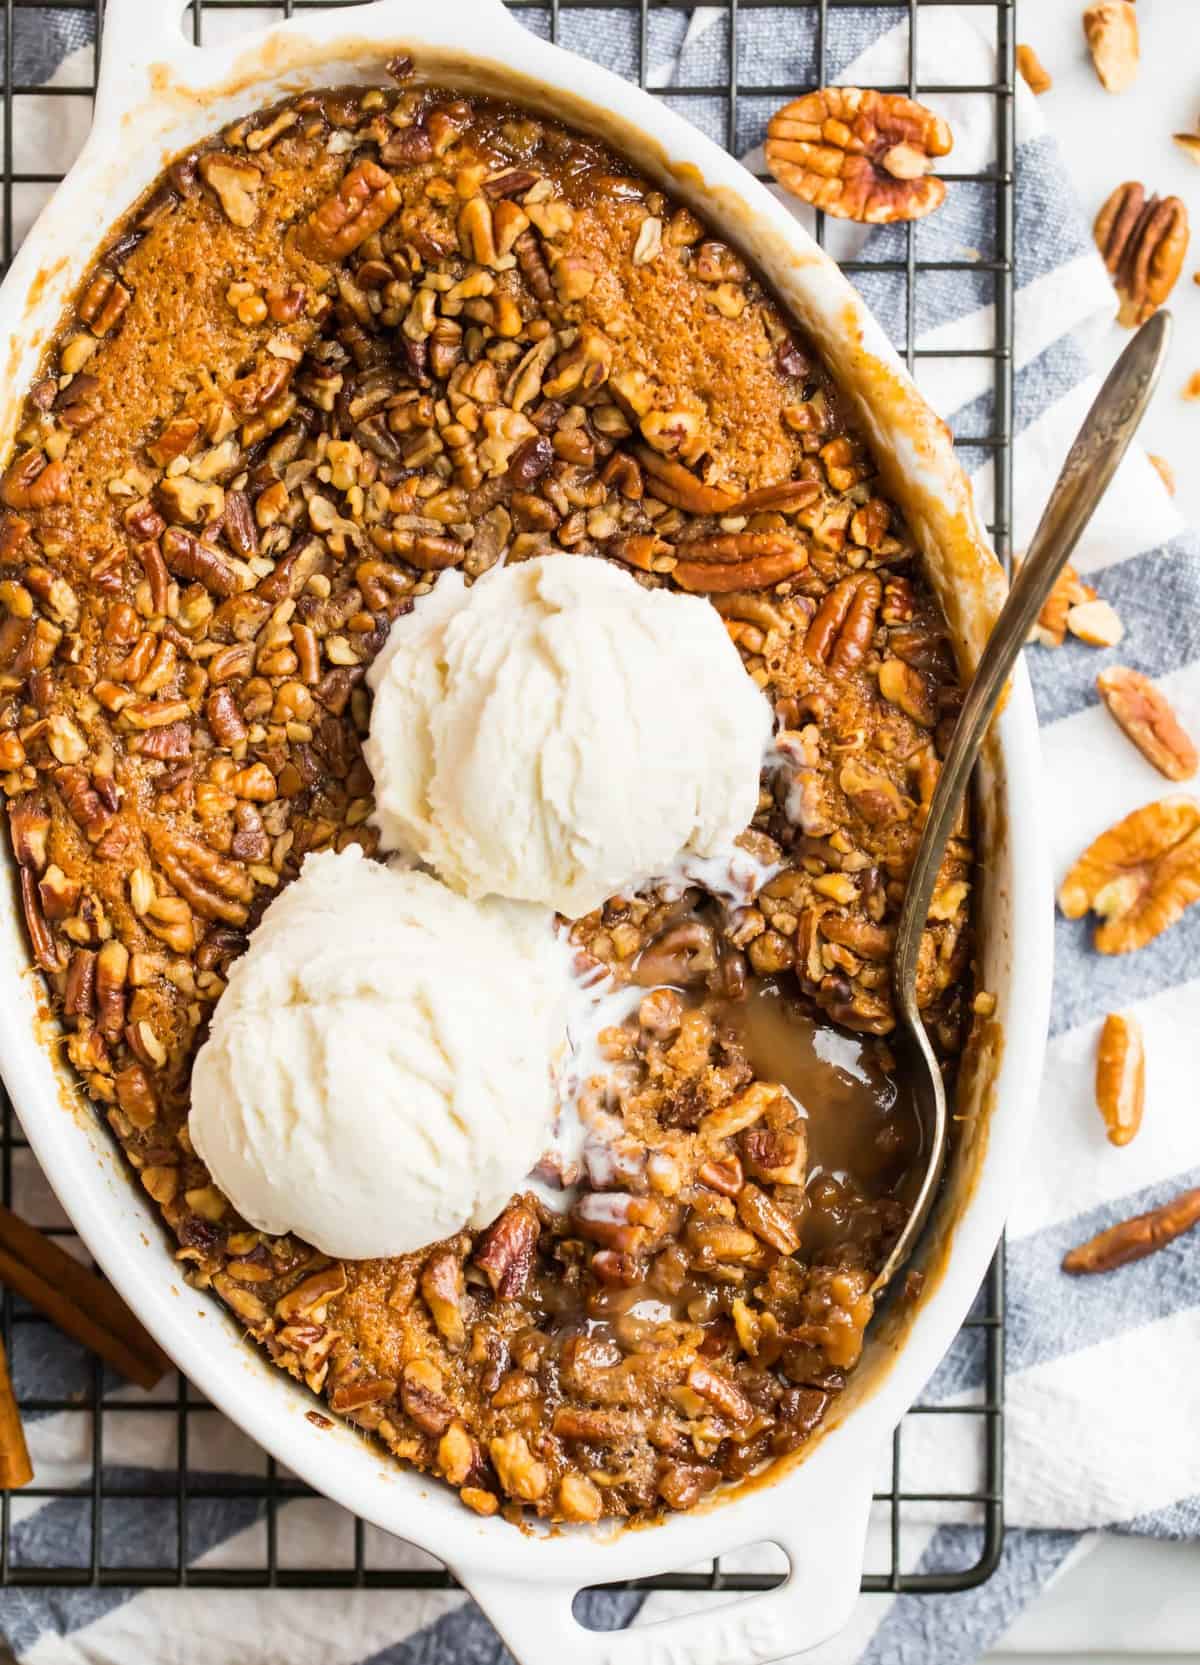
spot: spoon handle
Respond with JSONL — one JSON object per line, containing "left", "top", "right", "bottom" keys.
{"left": 893, "top": 309, "right": 1172, "bottom": 1015}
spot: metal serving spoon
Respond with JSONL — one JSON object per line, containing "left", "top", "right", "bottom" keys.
{"left": 875, "top": 309, "right": 1172, "bottom": 1295}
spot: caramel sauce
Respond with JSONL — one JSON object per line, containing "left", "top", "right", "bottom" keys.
{"left": 723, "top": 980, "right": 921, "bottom": 1252}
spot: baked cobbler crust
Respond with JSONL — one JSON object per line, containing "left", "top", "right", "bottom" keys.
{"left": 0, "top": 80, "right": 972, "bottom": 1524}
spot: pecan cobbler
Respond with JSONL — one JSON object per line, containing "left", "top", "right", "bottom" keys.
{"left": 0, "top": 77, "right": 974, "bottom": 1525}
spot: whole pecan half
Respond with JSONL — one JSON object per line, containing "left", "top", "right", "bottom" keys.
{"left": 1097, "top": 666, "right": 1198, "bottom": 782}
{"left": 805, "top": 572, "right": 882, "bottom": 677}
{"left": 673, "top": 543, "right": 808, "bottom": 594}
{"left": 1063, "top": 1185, "right": 1200, "bottom": 1275}
{"left": 632, "top": 445, "right": 737, "bottom": 515}
{"left": 1058, "top": 795, "right": 1200, "bottom": 954}
{"left": 1094, "top": 182, "right": 1189, "bottom": 327}
{"left": 161, "top": 527, "right": 239, "bottom": 598}
{"left": 765, "top": 88, "right": 952, "bottom": 223}
{"left": 299, "top": 160, "right": 402, "bottom": 262}
{"left": 724, "top": 478, "right": 822, "bottom": 517}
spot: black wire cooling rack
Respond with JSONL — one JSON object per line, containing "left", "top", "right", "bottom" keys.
{"left": 0, "top": 0, "right": 1012, "bottom": 1606}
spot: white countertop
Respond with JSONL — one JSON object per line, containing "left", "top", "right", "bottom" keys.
{"left": 983, "top": 4, "right": 1200, "bottom": 1657}
{"left": 1026, "top": 0, "right": 1200, "bottom": 527}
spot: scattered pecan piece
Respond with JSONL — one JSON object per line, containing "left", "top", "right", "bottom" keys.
{"left": 1016, "top": 43, "right": 1052, "bottom": 96}
{"left": 1083, "top": 2, "right": 1139, "bottom": 94}
{"left": 1097, "top": 666, "right": 1197, "bottom": 782}
{"left": 1066, "top": 597, "right": 1123, "bottom": 648}
{"left": 1173, "top": 133, "right": 1200, "bottom": 166}
{"left": 1094, "top": 1011, "right": 1145, "bottom": 1147}
{"left": 1094, "top": 182, "right": 1188, "bottom": 327}
{"left": 1058, "top": 795, "right": 1200, "bottom": 954}
{"left": 1063, "top": 1186, "right": 1200, "bottom": 1275}
{"left": 765, "top": 87, "right": 952, "bottom": 223}
{"left": 1147, "top": 453, "right": 1175, "bottom": 495}
{"left": 1030, "top": 561, "right": 1096, "bottom": 647}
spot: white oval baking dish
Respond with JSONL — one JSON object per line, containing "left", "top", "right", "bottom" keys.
{"left": 0, "top": 2, "right": 1052, "bottom": 1660}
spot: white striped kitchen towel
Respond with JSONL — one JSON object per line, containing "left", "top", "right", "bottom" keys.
{"left": 2, "top": 6, "right": 1198, "bottom": 1663}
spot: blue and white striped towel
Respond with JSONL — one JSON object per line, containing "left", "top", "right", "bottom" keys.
{"left": 3, "top": 6, "right": 1199, "bottom": 1662}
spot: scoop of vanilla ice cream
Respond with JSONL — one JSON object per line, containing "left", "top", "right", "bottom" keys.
{"left": 188, "top": 847, "right": 569, "bottom": 1260}
{"left": 365, "top": 555, "right": 772, "bottom": 917}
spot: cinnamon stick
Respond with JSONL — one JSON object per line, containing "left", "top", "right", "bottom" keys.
{"left": 0, "top": 1335, "right": 31, "bottom": 1489}
{"left": 0, "top": 1205, "right": 169, "bottom": 1390}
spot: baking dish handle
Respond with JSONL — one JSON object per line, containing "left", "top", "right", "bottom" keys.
{"left": 460, "top": 1462, "right": 874, "bottom": 1665}
{"left": 94, "top": 0, "right": 525, "bottom": 121}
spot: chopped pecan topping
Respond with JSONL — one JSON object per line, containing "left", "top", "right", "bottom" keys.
{"left": 0, "top": 80, "right": 973, "bottom": 1531}
{"left": 401, "top": 1359, "right": 454, "bottom": 1435}
{"left": 1, "top": 450, "right": 68, "bottom": 510}
{"left": 198, "top": 153, "right": 263, "bottom": 227}
{"left": 299, "top": 160, "right": 401, "bottom": 261}
{"left": 420, "top": 1248, "right": 467, "bottom": 1348}
{"left": 1097, "top": 666, "right": 1197, "bottom": 782}
{"left": 161, "top": 527, "right": 239, "bottom": 597}
{"left": 8, "top": 795, "right": 50, "bottom": 871}
{"left": 19, "top": 868, "right": 62, "bottom": 972}
{"left": 474, "top": 1202, "right": 539, "bottom": 1298}
{"left": 766, "top": 88, "right": 952, "bottom": 223}
{"left": 275, "top": 1264, "right": 347, "bottom": 1321}
{"left": 489, "top": 1432, "right": 548, "bottom": 1502}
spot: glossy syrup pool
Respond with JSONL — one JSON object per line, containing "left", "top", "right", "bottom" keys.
{"left": 724, "top": 980, "right": 922, "bottom": 1252}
